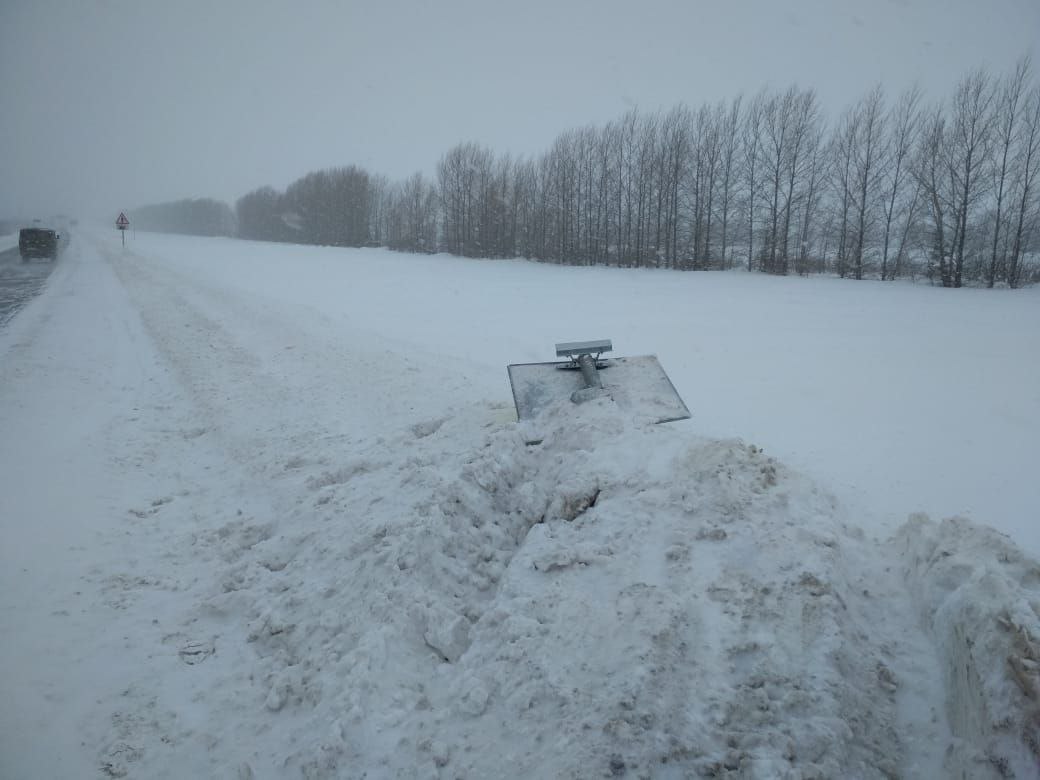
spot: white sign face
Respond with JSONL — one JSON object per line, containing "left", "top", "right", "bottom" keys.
{"left": 116, "top": 212, "right": 129, "bottom": 228}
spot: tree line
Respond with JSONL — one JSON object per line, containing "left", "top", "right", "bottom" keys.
{"left": 159, "top": 59, "right": 1040, "bottom": 288}
{"left": 130, "top": 198, "right": 236, "bottom": 238}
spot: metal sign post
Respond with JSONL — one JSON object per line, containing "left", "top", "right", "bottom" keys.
{"left": 555, "top": 340, "right": 612, "bottom": 404}
{"left": 116, "top": 212, "right": 129, "bottom": 246}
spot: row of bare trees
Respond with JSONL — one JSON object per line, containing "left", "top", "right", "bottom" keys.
{"left": 233, "top": 59, "right": 1040, "bottom": 287}
{"left": 130, "top": 198, "right": 235, "bottom": 237}
{"left": 236, "top": 166, "right": 377, "bottom": 247}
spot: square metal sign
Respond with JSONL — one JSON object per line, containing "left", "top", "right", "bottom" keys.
{"left": 507, "top": 355, "right": 690, "bottom": 424}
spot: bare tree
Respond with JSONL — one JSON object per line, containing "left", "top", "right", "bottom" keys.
{"left": 437, "top": 142, "right": 495, "bottom": 257}
{"left": 284, "top": 166, "right": 373, "bottom": 247}
{"left": 794, "top": 124, "right": 825, "bottom": 275}
{"left": 717, "top": 96, "right": 742, "bottom": 269}
{"left": 753, "top": 86, "right": 821, "bottom": 275}
{"left": 1007, "top": 83, "right": 1040, "bottom": 288}
{"left": 697, "top": 104, "right": 723, "bottom": 266}
{"left": 437, "top": 143, "right": 470, "bottom": 256}
{"left": 848, "top": 85, "right": 888, "bottom": 280}
{"left": 779, "top": 89, "right": 822, "bottom": 274}
{"left": 402, "top": 172, "right": 438, "bottom": 252}
{"left": 612, "top": 110, "right": 641, "bottom": 266}
{"left": 236, "top": 186, "right": 287, "bottom": 242}
{"left": 633, "top": 112, "right": 659, "bottom": 268}
{"left": 741, "top": 91, "right": 765, "bottom": 271}
{"left": 658, "top": 106, "right": 690, "bottom": 268}
{"left": 575, "top": 126, "right": 599, "bottom": 264}
{"left": 829, "top": 105, "right": 860, "bottom": 278}
{"left": 760, "top": 88, "right": 790, "bottom": 273}
{"left": 947, "top": 69, "right": 995, "bottom": 287}
{"left": 880, "top": 86, "right": 923, "bottom": 280}
{"left": 916, "top": 105, "right": 955, "bottom": 285}
{"left": 987, "top": 57, "right": 1032, "bottom": 286}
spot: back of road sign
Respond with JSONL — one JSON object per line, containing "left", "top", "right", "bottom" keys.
{"left": 507, "top": 355, "right": 690, "bottom": 424}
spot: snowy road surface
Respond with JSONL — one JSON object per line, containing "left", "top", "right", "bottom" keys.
{"left": 0, "top": 233, "right": 1038, "bottom": 778}
{"left": 0, "top": 244, "right": 58, "bottom": 326}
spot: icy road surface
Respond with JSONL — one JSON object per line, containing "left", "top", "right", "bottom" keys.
{"left": 0, "top": 243, "right": 59, "bottom": 327}
{"left": 0, "top": 232, "right": 1038, "bottom": 778}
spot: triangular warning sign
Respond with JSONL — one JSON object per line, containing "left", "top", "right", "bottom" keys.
{"left": 116, "top": 212, "right": 129, "bottom": 228}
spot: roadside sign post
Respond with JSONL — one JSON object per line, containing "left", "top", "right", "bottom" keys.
{"left": 116, "top": 212, "right": 129, "bottom": 246}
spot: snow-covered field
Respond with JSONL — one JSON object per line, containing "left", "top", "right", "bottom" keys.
{"left": 1, "top": 231, "right": 1038, "bottom": 778}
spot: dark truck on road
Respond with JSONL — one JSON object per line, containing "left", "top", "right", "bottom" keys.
{"left": 19, "top": 227, "right": 60, "bottom": 260}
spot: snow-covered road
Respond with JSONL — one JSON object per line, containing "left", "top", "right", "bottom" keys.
{"left": 1, "top": 233, "right": 1038, "bottom": 778}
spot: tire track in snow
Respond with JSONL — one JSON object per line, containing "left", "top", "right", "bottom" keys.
{"left": 104, "top": 239, "right": 493, "bottom": 458}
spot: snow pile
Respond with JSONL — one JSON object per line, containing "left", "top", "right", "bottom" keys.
{"left": 898, "top": 515, "right": 1040, "bottom": 778}
{"left": 172, "top": 397, "right": 915, "bottom": 778}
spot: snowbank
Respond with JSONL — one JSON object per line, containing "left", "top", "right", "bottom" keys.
{"left": 164, "top": 397, "right": 923, "bottom": 778}
{"left": 898, "top": 515, "right": 1040, "bottom": 778}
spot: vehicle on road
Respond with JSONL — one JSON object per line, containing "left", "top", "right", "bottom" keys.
{"left": 19, "top": 227, "right": 60, "bottom": 261}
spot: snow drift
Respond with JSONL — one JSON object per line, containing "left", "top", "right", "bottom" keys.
{"left": 187, "top": 408, "right": 1037, "bottom": 779}
{"left": 154, "top": 400, "right": 914, "bottom": 778}
{"left": 899, "top": 515, "right": 1040, "bottom": 778}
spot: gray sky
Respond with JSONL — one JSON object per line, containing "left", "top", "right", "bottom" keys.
{"left": 2, "top": 0, "right": 1038, "bottom": 221}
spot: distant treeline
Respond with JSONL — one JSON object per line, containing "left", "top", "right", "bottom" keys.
{"left": 130, "top": 198, "right": 235, "bottom": 238}
{"left": 236, "top": 168, "right": 380, "bottom": 248}
{"left": 146, "top": 59, "right": 1040, "bottom": 288}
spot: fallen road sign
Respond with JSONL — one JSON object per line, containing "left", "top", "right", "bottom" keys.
{"left": 507, "top": 341, "right": 690, "bottom": 424}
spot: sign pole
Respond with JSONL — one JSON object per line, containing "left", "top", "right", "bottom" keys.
{"left": 116, "top": 212, "right": 130, "bottom": 247}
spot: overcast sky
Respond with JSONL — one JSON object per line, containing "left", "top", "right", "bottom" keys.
{"left": 2, "top": 0, "right": 1038, "bottom": 221}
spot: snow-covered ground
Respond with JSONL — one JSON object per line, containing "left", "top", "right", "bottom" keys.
{"left": 1, "top": 231, "right": 1038, "bottom": 779}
